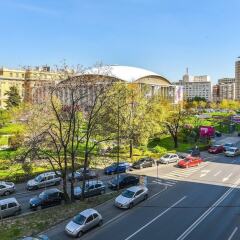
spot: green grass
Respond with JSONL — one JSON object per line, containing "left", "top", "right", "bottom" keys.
{"left": 0, "top": 192, "right": 118, "bottom": 240}
{"left": 0, "top": 123, "right": 25, "bottom": 135}
{"left": 0, "top": 135, "right": 9, "bottom": 146}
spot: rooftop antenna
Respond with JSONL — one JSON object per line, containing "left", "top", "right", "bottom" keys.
{"left": 186, "top": 67, "right": 189, "bottom": 75}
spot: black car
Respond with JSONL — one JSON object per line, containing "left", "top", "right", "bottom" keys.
{"left": 18, "top": 235, "right": 49, "bottom": 240}
{"left": 68, "top": 168, "right": 98, "bottom": 182}
{"left": 29, "top": 188, "right": 64, "bottom": 210}
{"left": 74, "top": 180, "right": 106, "bottom": 199}
{"left": 215, "top": 131, "right": 222, "bottom": 137}
{"left": 108, "top": 175, "right": 139, "bottom": 190}
{"left": 132, "top": 157, "right": 155, "bottom": 169}
{"left": 187, "top": 148, "right": 200, "bottom": 157}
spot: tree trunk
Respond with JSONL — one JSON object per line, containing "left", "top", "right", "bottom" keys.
{"left": 173, "top": 135, "right": 178, "bottom": 148}
{"left": 62, "top": 175, "right": 70, "bottom": 203}
{"left": 81, "top": 149, "right": 88, "bottom": 200}
{"left": 129, "top": 139, "right": 133, "bottom": 159}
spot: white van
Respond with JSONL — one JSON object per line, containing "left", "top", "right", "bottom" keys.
{"left": 0, "top": 198, "right": 21, "bottom": 218}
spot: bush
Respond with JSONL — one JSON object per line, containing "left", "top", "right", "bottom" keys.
{"left": 132, "top": 148, "right": 143, "bottom": 156}
{"left": 152, "top": 146, "right": 167, "bottom": 155}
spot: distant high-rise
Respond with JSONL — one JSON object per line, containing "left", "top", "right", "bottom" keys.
{"left": 235, "top": 60, "right": 240, "bottom": 100}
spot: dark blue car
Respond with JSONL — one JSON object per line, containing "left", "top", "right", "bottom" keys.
{"left": 104, "top": 162, "right": 131, "bottom": 175}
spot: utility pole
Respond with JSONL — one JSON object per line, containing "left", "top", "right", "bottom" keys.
{"left": 117, "top": 88, "right": 120, "bottom": 191}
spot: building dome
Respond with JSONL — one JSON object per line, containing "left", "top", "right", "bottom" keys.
{"left": 82, "top": 65, "right": 171, "bottom": 85}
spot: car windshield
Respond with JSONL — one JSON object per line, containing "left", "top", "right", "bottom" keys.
{"left": 183, "top": 158, "right": 190, "bottom": 162}
{"left": 213, "top": 145, "right": 220, "bottom": 148}
{"left": 73, "top": 214, "right": 86, "bottom": 225}
{"left": 39, "top": 192, "right": 48, "bottom": 200}
{"left": 163, "top": 154, "right": 171, "bottom": 158}
{"left": 112, "top": 176, "right": 124, "bottom": 184}
{"left": 225, "top": 143, "right": 233, "bottom": 147}
{"left": 122, "top": 189, "right": 135, "bottom": 198}
{"left": 34, "top": 175, "right": 43, "bottom": 182}
{"left": 228, "top": 148, "right": 236, "bottom": 152}
{"left": 110, "top": 163, "right": 118, "bottom": 167}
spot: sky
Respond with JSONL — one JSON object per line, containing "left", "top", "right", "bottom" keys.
{"left": 0, "top": 0, "right": 240, "bottom": 83}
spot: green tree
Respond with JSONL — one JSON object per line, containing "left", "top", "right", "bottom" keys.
{"left": 4, "top": 86, "right": 21, "bottom": 109}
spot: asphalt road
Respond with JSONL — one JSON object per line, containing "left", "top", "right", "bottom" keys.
{"left": 42, "top": 136, "right": 240, "bottom": 240}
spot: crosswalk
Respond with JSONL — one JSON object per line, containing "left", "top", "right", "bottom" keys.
{"left": 151, "top": 162, "right": 209, "bottom": 187}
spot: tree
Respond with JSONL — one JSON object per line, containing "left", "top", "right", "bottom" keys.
{"left": 162, "top": 103, "right": 188, "bottom": 148}
{"left": 4, "top": 86, "right": 21, "bottom": 109}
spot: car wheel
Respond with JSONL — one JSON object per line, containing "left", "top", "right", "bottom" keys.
{"left": 98, "top": 219, "right": 103, "bottom": 226}
{"left": 4, "top": 191, "right": 11, "bottom": 196}
{"left": 77, "top": 231, "right": 83, "bottom": 238}
{"left": 129, "top": 203, "right": 134, "bottom": 209}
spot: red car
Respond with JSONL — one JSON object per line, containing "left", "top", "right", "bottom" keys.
{"left": 178, "top": 156, "right": 203, "bottom": 168}
{"left": 208, "top": 145, "right": 224, "bottom": 154}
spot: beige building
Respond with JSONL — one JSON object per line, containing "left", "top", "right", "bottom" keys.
{"left": 219, "top": 82, "right": 235, "bottom": 101}
{"left": 235, "top": 60, "right": 240, "bottom": 100}
{"left": 0, "top": 66, "right": 62, "bottom": 108}
{"left": 212, "top": 84, "right": 220, "bottom": 102}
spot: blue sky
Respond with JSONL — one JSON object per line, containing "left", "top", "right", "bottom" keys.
{"left": 0, "top": 0, "right": 240, "bottom": 83}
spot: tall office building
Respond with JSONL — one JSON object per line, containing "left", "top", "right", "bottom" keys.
{"left": 235, "top": 60, "right": 240, "bottom": 100}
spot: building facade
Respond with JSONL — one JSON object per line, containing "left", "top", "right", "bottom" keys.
{"left": 179, "top": 71, "right": 212, "bottom": 101}
{"left": 212, "top": 84, "right": 220, "bottom": 102}
{"left": 0, "top": 66, "right": 62, "bottom": 108}
{"left": 235, "top": 60, "right": 240, "bottom": 100}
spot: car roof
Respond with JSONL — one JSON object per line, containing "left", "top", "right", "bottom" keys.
{"left": 0, "top": 197, "right": 18, "bottom": 205}
{"left": 228, "top": 147, "right": 238, "bottom": 150}
{"left": 39, "top": 172, "right": 56, "bottom": 177}
{"left": 42, "top": 188, "right": 61, "bottom": 194}
{"left": 126, "top": 185, "right": 146, "bottom": 192}
{"left": 86, "top": 180, "right": 103, "bottom": 185}
{"left": 79, "top": 208, "right": 98, "bottom": 217}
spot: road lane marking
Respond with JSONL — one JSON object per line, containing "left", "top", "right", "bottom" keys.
{"left": 228, "top": 227, "right": 238, "bottom": 240}
{"left": 124, "top": 196, "right": 187, "bottom": 240}
{"left": 214, "top": 170, "right": 222, "bottom": 177}
{"left": 176, "top": 178, "right": 240, "bottom": 240}
{"left": 200, "top": 170, "right": 210, "bottom": 178}
{"left": 223, "top": 173, "right": 233, "bottom": 182}
{"left": 152, "top": 181, "right": 174, "bottom": 187}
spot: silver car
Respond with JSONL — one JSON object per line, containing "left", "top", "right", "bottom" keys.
{"left": 0, "top": 197, "right": 21, "bottom": 218}
{"left": 114, "top": 185, "right": 148, "bottom": 209}
{"left": 27, "top": 172, "right": 61, "bottom": 190}
{"left": 225, "top": 147, "right": 240, "bottom": 157}
{"left": 158, "top": 153, "right": 179, "bottom": 164}
{"left": 0, "top": 181, "right": 15, "bottom": 196}
{"left": 65, "top": 208, "right": 103, "bottom": 237}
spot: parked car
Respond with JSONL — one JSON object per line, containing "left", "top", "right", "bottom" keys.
{"left": 223, "top": 143, "right": 235, "bottom": 151}
{"left": 215, "top": 131, "right": 222, "bottom": 137}
{"left": 29, "top": 188, "right": 64, "bottom": 210}
{"left": 178, "top": 156, "right": 203, "bottom": 168}
{"left": 27, "top": 172, "right": 61, "bottom": 190}
{"left": 0, "top": 197, "right": 21, "bottom": 218}
{"left": 132, "top": 157, "right": 155, "bottom": 169}
{"left": 225, "top": 147, "right": 240, "bottom": 157}
{"left": 65, "top": 208, "right": 103, "bottom": 237}
{"left": 108, "top": 174, "right": 139, "bottom": 190}
{"left": 74, "top": 180, "right": 106, "bottom": 199}
{"left": 114, "top": 185, "right": 148, "bottom": 209}
{"left": 187, "top": 148, "right": 201, "bottom": 157}
{"left": 104, "top": 162, "right": 131, "bottom": 175}
{"left": 158, "top": 153, "right": 179, "bottom": 164}
{"left": 0, "top": 181, "right": 15, "bottom": 196}
{"left": 68, "top": 168, "right": 98, "bottom": 182}
{"left": 208, "top": 145, "right": 224, "bottom": 154}
{"left": 18, "top": 235, "right": 49, "bottom": 240}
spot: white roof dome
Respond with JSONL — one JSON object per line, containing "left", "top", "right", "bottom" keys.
{"left": 84, "top": 65, "right": 167, "bottom": 83}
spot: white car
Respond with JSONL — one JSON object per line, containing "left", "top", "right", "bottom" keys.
{"left": 158, "top": 153, "right": 179, "bottom": 164}
{"left": 0, "top": 181, "right": 15, "bottom": 196}
{"left": 225, "top": 147, "right": 240, "bottom": 157}
{"left": 65, "top": 208, "right": 103, "bottom": 237}
{"left": 114, "top": 185, "right": 148, "bottom": 209}
{"left": 27, "top": 172, "right": 61, "bottom": 190}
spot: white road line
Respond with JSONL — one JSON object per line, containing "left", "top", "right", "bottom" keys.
{"left": 124, "top": 196, "right": 187, "bottom": 240}
{"left": 214, "top": 170, "right": 222, "bottom": 177}
{"left": 176, "top": 178, "right": 240, "bottom": 240}
{"left": 152, "top": 181, "right": 174, "bottom": 187}
{"left": 223, "top": 173, "right": 233, "bottom": 182}
{"left": 228, "top": 227, "right": 238, "bottom": 240}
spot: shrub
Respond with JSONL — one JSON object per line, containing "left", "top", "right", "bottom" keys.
{"left": 153, "top": 146, "right": 167, "bottom": 155}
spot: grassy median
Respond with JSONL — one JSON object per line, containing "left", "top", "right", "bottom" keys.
{"left": 0, "top": 192, "right": 119, "bottom": 240}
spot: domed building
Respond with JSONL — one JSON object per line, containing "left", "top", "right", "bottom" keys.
{"left": 33, "top": 65, "right": 183, "bottom": 105}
